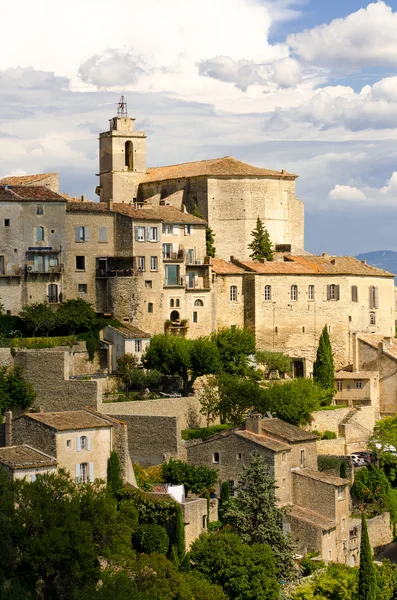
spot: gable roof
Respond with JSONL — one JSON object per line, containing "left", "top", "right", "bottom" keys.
{"left": 0, "top": 445, "right": 57, "bottom": 469}
{"left": 358, "top": 334, "right": 397, "bottom": 361}
{"left": 106, "top": 324, "right": 151, "bottom": 339}
{"left": 142, "top": 156, "right": 297, "bottom": 184}
{"left": 21, "top": 410, "right": 112, "bottom": 431}
{"left": 289, "top": 505, "right": 336, "bottom": 531}
{"left": 334, "top": 370, "right": 376, "bottom": 380}
{"left": 293, "top": 468, "right": 348, "bottom": 487}
{"left": 260, "top": 418, "right": 318, "bottom": 443}
{"left": 0, "top": 185, "right": 66, "bottom": 203}
{"left": 0, "top": 173, "right": 57, "bottom": 186}
{"left": 235, "top": 429, "right": 290, "bottom": 452}
{"left": 211, "top": 258, "right": 245, "bottom": 275}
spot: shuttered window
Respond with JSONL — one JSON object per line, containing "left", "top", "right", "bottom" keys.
{"left": 351, "top": 285, "right": 358, "bottom": 302}
{"left": 75, "top": 226, "right": 89, "bottom": 242}
{"left": 264, "top": 285, "right": 271, "bottom": 301}
{"left": 327, "top": 284, "right": 340, "bottom": 301}
{"left": 369, "top": 286, "right": 379, "bottom": 309}
{"left": 98, "top": 226, "right": 108, "bottom": 242}
{"left": 135, "top": 226, "right": 145, "bottom": 241}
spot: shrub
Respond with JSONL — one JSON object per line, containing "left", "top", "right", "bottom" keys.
{"left": 9, "top": 335, "right": 78, "bottom": 349}
{"left": 318, "top": 455, "right": 341, "bottom": 472}
{"left": 322, "top": 430, "right": 337, "bottom": 440}
{"left": 181, "top": 424, "right": 232, "bottom": 441}
{"left": 133, "top": 523, "right": 169, "bottom": 555}
{"left": 300, "top": 554, "right": 325, "bottom": 577}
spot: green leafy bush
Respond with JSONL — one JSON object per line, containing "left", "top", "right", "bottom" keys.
{"left": 133, "top": 523, "right": 169, "bottom": 555}
{"left": 9, "top": 335, "right": 78, "bottom": 349}
{"left": 181, "top": 424, "right": 232, "bottom": 440}
{"left": 162, "top": 459, "right": 218, "bottom": 495}
{"left": 318, "top": 456, "right": 341, "bottom": 472}
{"left": 321, "top": 430, "right": 337, "bottom": 440}
{"left": 300, "top": 554, "right": 325, "bottom": 577}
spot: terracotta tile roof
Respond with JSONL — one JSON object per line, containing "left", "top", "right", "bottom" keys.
{"left": 142, "top": 156, "right": 297, "bottom": 183}
{"left": 0, "top": 173, "right": 57, "bottom": 186}
{"left": 114, "top": 203, "right": 206, "bottom": 225}
{"left": 358, "top": 334, "right": 397, "bottom": 361}
{"left": 335, "top": 370, "right": 377, "bottom": 380}
{"left": 293, "top": 468, "right": 348, "bottom": 487}
{"left": 232, "top": 255, "right": 394, "bottom": 277}
{"left": 66, "top": 201, "right": 110, "bottom": 213}
{"left": 236, "top": 429, "right": 290, "bottom": 452}
{"left": 0, "top": 445, "right": 57, "bottom": 469}
{"left": 22, "top": 410, "right": 112, "bottom": 431}
{"left": 106, "top": 324, "right": 151, "bottom": 339}
{"left": 211, "top": 259, "right": 246, "bottom": 275}
{"left": 0, "top": 185, "right": 66, "bottom": 203}
{"left": 288, "top": 505, "right": 336, "bottom": 531}
{"left": 260, "top": 418, "right": 318, "bottom": 443}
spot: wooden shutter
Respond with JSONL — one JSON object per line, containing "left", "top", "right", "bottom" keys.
{"left": 89, "top": 463, "right": 94, "bottom": 482}
{"left": 87, "top": 436, "right": 91, "bottom": 451}
{"left": 134, "top": 226, "right": 139, "bottom": 241}
{"left": 146, "top": 226, "right": 151, "bottom": 241}
{"left": 335, "top": 285, "right": 340, "bottom": 301}
{"left": 369, "top": 286, "right": 374, "bottom": 309}
{"left": 157, "top": 226, "right": 161, "bottom": 241}
{"left": 75, "top": 464, "right": 80, "bottom": 481}
{"left": 76, "top": 436, "right": 81, "bottom": 452}
{"left": 172, "top": 225, "right": 178, "bottom": 235}
{"left": 75, "top": 227, "right": 81, "bottom": 242}
{"left": 326, "top": 285, "right": 331, "bottom": 300}
{"left": 84, "top": 227, "right": 89, "bottom": 241}
{"left": 99, "top": 226, "right": 108, "bottom": 242}
{"left": 374, "top": 287, "right": 379, "bottom": 309}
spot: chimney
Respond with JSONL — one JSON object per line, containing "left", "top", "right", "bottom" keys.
{"left": 322, "top": 252, "right": 330, "bottom": 258}
{"left": 5, "top": 411, "right": 12, "bottom": 447}
{"left": 108, "top": 199, "right": 113, "bottom": 211}
{"left": 246, "top": 413, "right": 263, "bottom": 434}
{"left": 361, "top": 260, "right": 367, "bottom": 265}
{"left": 39, "top": 406, "right": 45, "bottom": 414}
{"left": 80, "top": 194, "right": 86, "bottom": 202}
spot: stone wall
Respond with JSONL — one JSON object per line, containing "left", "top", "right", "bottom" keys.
{"left": 111, "top": 414, "right": 183, "bottom": 466}
{"left": 308, "top": 408, "right": 352, "bottom": 435}
{"left": 367, "top": 513, "right": 393, "bottom": 553}
{"left": 317, "top": 438, "right": 347, "bottom": 456}
{"left": 14, "top": 350, "right": 100, "bottom": 411}
{"left": 182, "top": 497, "right": 215, "bottom": 550}
{"left": 101, "top": 395, "right": 207, "bottom": 429}
{"left": 12, "top": 415, "right": 56, "bottom": 456}
{"left": 0, "top": 348, "right": 12, "bottom": 368}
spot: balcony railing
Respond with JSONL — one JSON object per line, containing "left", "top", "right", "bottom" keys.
{"left": 163, "top": 249, "right": 185, "bottom": 262}
{"left": 185, "top": 256, "right": 212, "bottom": 266}
{"left": 25, "top": 265, "right": 63, "bottom": 275}
{"left": 96, "top": 268, "right": 143, "bottom": 278}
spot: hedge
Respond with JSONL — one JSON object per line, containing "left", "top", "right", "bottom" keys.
{"left": 4, "top": 336, "right": 79, "bottom": 350}
{"left": 181, "top": 424, "right": 233, "bottom": 441}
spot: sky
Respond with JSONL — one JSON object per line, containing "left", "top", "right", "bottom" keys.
{"left": 2, "top": 1, "right": 397, "bottom": 255}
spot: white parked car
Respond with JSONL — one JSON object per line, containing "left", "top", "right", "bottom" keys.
{"left": 351, "top": 454, "right": 366, "bottom": 467}
{"left": 374, "top": 442, "right": 397, "bottom": 455}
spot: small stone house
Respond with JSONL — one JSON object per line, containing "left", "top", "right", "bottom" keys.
{"left": 0, "top": 445, "right": 57, "bottom": 481}
{"left": 334, "top": 370, "right": 379, "bottom": 409}
{"left": 102, "top": 324, "right": 151, "bottom": 370}
{"left": 187, "top": 414, "right": 350, "bottom": 563}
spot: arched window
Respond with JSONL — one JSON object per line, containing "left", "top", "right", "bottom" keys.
{"left": 264, "top": 285, "right": 271, "bottom": 301}
{"left": 170, "top": 310, "right": 180, "bottom": 323}
{"left": 48, "top": 284, "right": 58, "bottom": 303}
{"left": 148, "top": 303, "right": 153, "bottom": 313}
{"left": 370, "top": 312, "right": 376, "bottom": 325}
{"left": 291, "top": 285, "right": 298, "bottom": 301}
{"left": 175, "top": 299, "right": 180, "bottom": 308}
{"left": 230, "top": 285, "right": 237, "bottom": 302}
{"left": 125, "top": 141, "right": 133, "bottom": 169}
{"left": 170, "top": 299, "right": 174, "bottom": 307}
{"left": 36, "top": 226, "right": 44, "bottom": 242}
{"left": 213, "top": 452, "right": 220, "bottom": 464}
{"left": 194, "top": 299, "right": 204, "bottom": 307}
{"left": 308, "top": 285, "right": 315, "bottom": 301}
{"left": 80, "top": 435, "right": 87, "bottom": 450}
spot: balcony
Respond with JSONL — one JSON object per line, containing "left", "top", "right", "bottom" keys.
{"left": 185, "top": 256, "right": 212, "bottom": 267}
{"left": 25, "top": 265, "right": 63, "bottom": 275}
{"left": 163, "top": 249, "right": 185, "bottom": 262}
{"left": 96, "top": 257, "right": 140, "bottom": 278}
{"left": 164, "top": 278, "right": 185, "bottom": 289}
{"left": 0, "top": 267, "right": 22, "bottom": 278}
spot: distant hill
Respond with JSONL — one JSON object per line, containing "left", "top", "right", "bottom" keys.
{"left": 356, "top": 251, "right": 397, "bottom": 283}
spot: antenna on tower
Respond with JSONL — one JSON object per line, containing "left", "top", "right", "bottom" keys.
{"left": 117, "top": 96, "right": 128, "bottom": 118}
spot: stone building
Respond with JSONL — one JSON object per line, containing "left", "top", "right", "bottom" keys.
{"left": 187, "top": 414, "right": 350, "bottom": 563}
{"left": 102, "top": 324, "right": 151, "bottom": 370}
{"left": 0, "top": 445, "right": 57, "bottom": 481}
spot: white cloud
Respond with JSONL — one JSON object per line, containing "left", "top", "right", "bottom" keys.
{"left": 288, "top": 2, "right": 397, "bottom": 69}
{"left": 79, "top": 49, "right": 146, "bottom": 88}
{"left": 329, "top": 185, "right": 366, "bottom": 202}
{"left": 272, "top": 57, "right": 301, "bottom": 88}
{"left": 198, "top": 57, "right": 266, "bottom": 92}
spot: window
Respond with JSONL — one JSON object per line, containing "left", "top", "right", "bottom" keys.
{"left": 187, "top": 249, "right": 194, "bottom": 264}
{"left": 291, "top": 285, "right": 298, "bottom": 301}
{"left": 338, "top": 486, "right": 344, "bottom": 500}
{"left": 202, "top": 514, "right": 207, "bottom": 529}
{"left": 342, "top": 518, "right": 346, "bottom": 532}
{"left": 170, "top": 310, "right": 180, "bottom": 323}
{"left": 230, "top": 285, "right": 237, "bottom": 302}
{"left": 170, "top": 299, "right": 174, "bottom": 307}
{"left": 75, "top": 226, "right": 89, "bottom": 242}
{"left": 35, "top": 226, "right": 44, "bottom": 242}
{"left": 48, "top": 284, "right": 58, "bottom": 303}
{"left": 135, "top": 340, "right": 142, "bottom": 353}
{"left": 213, "top": 452, "right": 220, "bottom": 464}
{"left": 78, "top": 284, "right": 87, "bottom": 294}
{"left": 356, "top": 381, "right": 362, "bottom": 389}
{"left": 308, "top": 285, "right": 315, "bottom": 300}
{"left": 4, "top": 219, "right": 10, "bottom": 227}
{"left": 193, "top": 311, "right": 198, "bottom": 323}
{"left": 162, "top": 224, "right": 172, "bottom": 234}
{"left": 36, "top": 205, "right": 44, "bottom": 215}
{"left": 175, "top": 299, "right": 180, "bottom": 307}
{"left": 80, "top": 435, "right": 88, "bottom": 450}
{"left": 351, "top": 285, "right": 358, "bottom": 302}
{"left": 236, "top": 453, "right": 242, "bottom": 460}
{"left": 66, "top": 439, "right": 71, "bottom": 448}
{"left": 228, "top": 480, "right": 235, "bottom": 497}
{"left": 194, "top": 299, "right": 204, "bottom": 307}
{"left": 0, "top": 256, "right": 4, "bottom": 274}
{"left": 163, "top": 243, "right": 173, "bottom": 258}
{"left": 187, "top": 271, "right": 195, "bottom": 289}
{"left": 98, "top": 226, "right": 108, "bottom": 242}
{"left": 264, "top": 285, "right": 272, "bottom": 301}
{"left": 184, "top": 225, "right": 193, "bottom": 235}
{"left": 165, "top": 264, "right": 180, "bottom": 286}
{"left": 148, "top": 227, "right": 158, "bottom": 242}
{"left": 76, "top": 256, "right": 85, "bottom": 270}
{"left": 302, "top": 326, "right": 305, "bottom": 333}
{"left": 369, "top": 286, "right": 379, "bottom": 309}
{"left": 370, "top": 311, "right": 376, "bottom": 325}
{"left": 138, "top": 256, "right": 145, "bottom": 271}
{"left": 150, "top": 256, "right": 158, "bottom": 271}
{"left": 327, "top": 284, "right": 339, "bottom": 300}
{"left": 300, "top": 449, "right": 305, "bottom": 467}
{"left": 136, "top": 227, "right": 145, "bottom": 242}
{"left": 337, "top": 381, "right": 343, "bottom": 391}
{"left": 145, "top": 280, "right": 152, "bottom": 288}
{"left": 125, "top": 140, "right": 133, "bottom": 169}
{"left": 148, "top": 303, "right": 153, "bottom": 313}
{"left": 80, "top": 463, "right": 88, "bottom": 483}
{"left": 328, "top": 325, "right": 332, "bottom": 333}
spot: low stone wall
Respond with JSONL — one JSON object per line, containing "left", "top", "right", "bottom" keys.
{"left": 368, "top": 512, "right": 393, "bottom": 552}
{"left": 72, "top": 349, "right": 108, "bottom": 376}
{"left": 309, "top": 408, "right": 351, "bottom": 434}
{"left": 0, "top": 348, "right": 12, "bottom": 368}
{"left": 317, "top": 438, "right": 346, "bottom": 456}
{"left": 101, "top": 395, "right": 212, "bottom": 430}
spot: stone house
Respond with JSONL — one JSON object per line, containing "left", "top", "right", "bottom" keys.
{"left": 187, "top": 414, "right": 350, "bottom": 563}
{"left": 0, "top": 445, "right": 57, "bottom": 481}
{"left": 102, "top": 324, "right": 151, "bottom": 370}
{"left": 334, "top": 370, "right": 379, "bottom": 409}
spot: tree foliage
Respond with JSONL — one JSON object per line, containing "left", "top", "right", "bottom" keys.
{"left": 190, "top": 532, "right": 279, "bottom": 600}
{"left": 359, "top": 514, "right": 377, "bottom": 600}
{"left": 293, "top": 563, "right": 358, "bottom": 600}
{"left": 218, "top": 481, "right": 230, "bottom": 525}
{"left": 191, "top": 204, "right": 216, "bottom": 258}
{"left": 55, "top": 298, "right": 96, "bottom": 334}
{"left": 107, "top": 451, "right": 123, "bottom": 496}
{"left": 352, "top": 464, "right": 397, "bottom": 522}
{"left": 143, "top": 334, "right": 220, "bottom": 395}
{"left": 19, "top": 302, "right": 57, "bottom": 336}
{"left": 198, "top": 376, "right": 220, "bottom": 428}
{"left": 256, "top": 350, "right": 292, "bottom": 377}
{"left": 256, "top": 378, "right": 323, "bottom": 426}
{"left": 225, "top": 453, "right": 295, "bottom": 581}
{"left": 313, "top": 325, "right": 335, "bottom": 395}
{"left": 133, "top": 523, "right": 169, "bottom": 555}
{"left": 0, "top": 365, "right": 36, "bottom": 415}
{"left": 248, "top": 217, "right": 274, "bottom": 261}
{"left": 161, "top": 459, "right": 218, "bottom": 495}
{"left": 211, "top": 327, "right": 256, "bottom": 376}
{"left": 217, "top": 373, "right": 262, "bottom": 425}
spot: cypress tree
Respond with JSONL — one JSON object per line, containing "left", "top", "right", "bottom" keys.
{"left": 107, "top": 451, "right": 122, "bottom": 495}
{"left": 218, "top": 481, "right": 230, "bottom": 525}
{"left": 174, "top": 505, "right": 186, "bottom": 562}
{"left": 313, "top": 325, "right": 334, "bottom": 392}
{"left": 192, "top": 204, "right": 216, "bottom": 257}
{"left": 340, "top": 461, "right": 347, "bottom": 479}
{"left": 358, "top": 513, "right": 377, "bottom": 600}
{"left": 248, "top": 217, "right": 274, "bottom": 261}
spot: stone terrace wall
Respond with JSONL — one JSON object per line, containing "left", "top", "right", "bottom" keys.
{"left": 308, "top": 408, "right": 351, "bottom": 434}
{"left": 111, "top": 414, "right": 185, "bottom": 466}
{"left": 101, "top": 395, "right": 210, "bottom": 430}
{"left": 0, "top": 348, "right": 13, "bottom": 368}
{"left": 15, "top": 350, "right": 100, "bottom": 412}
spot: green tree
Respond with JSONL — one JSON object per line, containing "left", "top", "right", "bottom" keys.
{"left": 352, "top": 465, "right": 397, "bottom": 522}
{"left": 313, "top": 325, "right": 335, "bottom": 397}
{"left": 192, "top": 204, "right": 216, "bottom": 258}
{"left": 372, "top": 415, "right": 397, "bottom": 453}
{"left": 217, "top": 373, "right": 263, "bottom": 425}
{"left": 256, "top": 379, "right": 323, "bottom": 426}
{"left": 107, "top": 451, "right": 123, "bottom": 496}
{"left": 340, "top": 461, "right": 347, "bottom": 478}
{"left": 143, "top": 334, "right": 220, "bottom": 396}
{"left": 256, "top": 350, "right": 292, "bottom": 378}
{"left": 0, "top": 365, "right": 36, "bottom": 416}
{"left": 19, "top": 302, "right": 56, "bottom": 336}
{"left": 212, "top": 327, "right": 256, "bottom": 376}
{"left": 190, "top": 532, "right": 279, "bottom": 600}
{"left": 225, "top": 453, "right": 295, "bottom": 581}
{"left": 133, "top": 523, "right": 169, "bottom": 555}
{"left": 218, "top": 481, "right": 230, "bottom": 525}
{"left": 117, "top": 353, "right": 139, "bottom": 391}
{"left": 55, "top": 298, "right": 96, "bottom": 334}
{"left": 248, "top": 217, "right": 274, "bottom": 261}
{"left": 161, "top": 459, "right": 218, "bottom": 495}
{"left": 359, "top": 513, "right": 377, "bottom": 600}
{"left": 293, "top": 563, "right": 358, "bottom": 600}
{"left": 174, "top": 505, "right": 186, "bottom": 564}
{"left": 198, "top": 376, "right": 220, "bottom": 428}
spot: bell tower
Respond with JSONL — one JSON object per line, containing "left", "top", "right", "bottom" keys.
{"left": 97, "top": 97, "right": 147, "bottom": 204}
